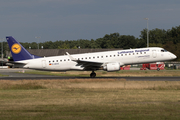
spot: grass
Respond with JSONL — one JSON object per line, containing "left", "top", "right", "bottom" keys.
{"left": 22, "top": 70, "right": 180, "bottom": 77}
{"left": 20, "top": 70, "right": 89, "bottom": 77}
{"left": 0, "top": 81, "right": 46, "bottom": 90}
{"left": 0, "top": 74, "right": 8, "bottom": 77}
{"left": 0, "top": 79, "right": 180, "bottom": 120}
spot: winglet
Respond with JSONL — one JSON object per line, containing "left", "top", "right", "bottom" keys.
{"left": 66, "top": 52, "right": 76, "bottom": 61}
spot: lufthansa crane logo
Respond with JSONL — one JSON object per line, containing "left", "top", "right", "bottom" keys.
{"left": 11, "top": 43, "right": 21, "bottom": 54}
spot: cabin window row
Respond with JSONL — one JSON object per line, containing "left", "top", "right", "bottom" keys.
{"left": 49, "top": 52, "right": 146, "bottom": 63}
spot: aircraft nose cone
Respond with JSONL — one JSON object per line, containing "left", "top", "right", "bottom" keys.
{"left": 171, "top": 54, "right": 177, "bottom": 59}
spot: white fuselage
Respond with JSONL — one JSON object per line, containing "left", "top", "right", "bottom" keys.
{"left": 16, "top": 47, "right": 176, "bottom": 71}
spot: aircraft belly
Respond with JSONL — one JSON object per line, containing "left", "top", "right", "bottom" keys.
{"left": 25, "top": 62, "right": 43, "bottom": 69}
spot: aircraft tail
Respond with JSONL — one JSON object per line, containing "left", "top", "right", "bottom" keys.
{"left": 6, "top": 36, "right": 41, "bottom": 61}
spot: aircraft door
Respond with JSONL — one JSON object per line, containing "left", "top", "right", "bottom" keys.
{"left": 152, "top": 50, "right": 157, "bottom": 58}
{"left": 42, "top": 60, "right": 46, "bottom": 68}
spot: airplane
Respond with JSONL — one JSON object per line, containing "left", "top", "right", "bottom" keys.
{"left": 6, "top": 36, "right": 177, "bottom": 78}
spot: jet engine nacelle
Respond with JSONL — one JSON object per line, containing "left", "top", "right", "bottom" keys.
{"left": 103, "top": 62, "right": 120, "bottom": 72}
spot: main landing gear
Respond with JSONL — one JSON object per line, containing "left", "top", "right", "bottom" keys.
{"left": 90, "top": 71, "right": 96, "bottom": 78}
{"left": 156, "top": 64, "right": 160, "bottom": 71}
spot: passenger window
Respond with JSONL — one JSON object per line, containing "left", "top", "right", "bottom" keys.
{"left": 56, "top": 60, "right": 58, "bottom": 62}
{"left": 101, "top": 56, "right": 103, "bottom": 58}
{"left": 93, "top": 57, "right": 95, "bottom": 59}
{"left": 64, "top": 59, "right": 66, "bottom": 61}
{"left": 49, "top": 61, "right": 51, "bottom": 63}
{"left": 114, "top": 55, "right": 116, "bottom": 57}
{"left": 144, "top": 52, "right": 146, "bottom": 54}
{"left": 121, "top": 54, "right": 123, "bottom": 56}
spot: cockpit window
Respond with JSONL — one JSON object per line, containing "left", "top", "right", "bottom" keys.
{"left": 161, "top": 49, "right": 168, "bottom": 52}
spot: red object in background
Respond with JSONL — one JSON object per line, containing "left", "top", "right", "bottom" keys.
{"left": 141, "top": 62, "right": 164, "bottom": 70}
{"left": 121, "top": 65, "right": 131, "bottom": 70}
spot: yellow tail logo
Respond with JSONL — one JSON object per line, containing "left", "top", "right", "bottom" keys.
{"left": 11, "top": 43, "right": 21, "bottom": 54}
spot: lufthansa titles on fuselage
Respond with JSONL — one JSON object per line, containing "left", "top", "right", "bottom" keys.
{"left": 118, "top": 49, "right": 149, "bottom": 55}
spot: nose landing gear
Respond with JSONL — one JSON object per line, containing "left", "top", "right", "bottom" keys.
{"left": 90, "top": 71, "right": 96, "bottom": 78}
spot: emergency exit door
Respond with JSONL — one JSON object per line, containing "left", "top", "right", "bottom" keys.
{"left": 42, "top": 60, "right": 46, "bottom": 68}
{"left": 152, "top": 50, "right": 157, "bottom": 58}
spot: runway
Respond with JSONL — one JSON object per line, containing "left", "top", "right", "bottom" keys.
{"left": 0, "top": 76, "right": 180, "bottom": 81}
{"left": 0, "top": 68, "right": 180, "bottom": 81}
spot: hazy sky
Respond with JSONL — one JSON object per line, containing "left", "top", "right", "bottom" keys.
{"left": 0, "top": 0, "right": 180, "bottom": 42}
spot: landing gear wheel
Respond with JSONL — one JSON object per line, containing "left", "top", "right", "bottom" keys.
{"left": 157, "top": 68, "right": 160, "bottom": 71}
{"left": 90, "top": 71, "right": 96, "bottom": 78}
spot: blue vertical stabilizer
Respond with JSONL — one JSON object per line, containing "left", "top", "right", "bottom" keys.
{"left": 6, "top": 36, "right": 41, "bottom": 61}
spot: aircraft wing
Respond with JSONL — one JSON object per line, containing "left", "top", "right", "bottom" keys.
{"left": 75, "top": 60, "right": 104, "bottom": 70}
{"left": 66, "top": 52, "right": 104, "bottom": 70}
{"left": 76, "top": 60, "right": 103, "bottom": 67}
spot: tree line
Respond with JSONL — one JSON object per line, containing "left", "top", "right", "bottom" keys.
{"left": 1, "top": 25, "right": 180, "bottom": 60}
